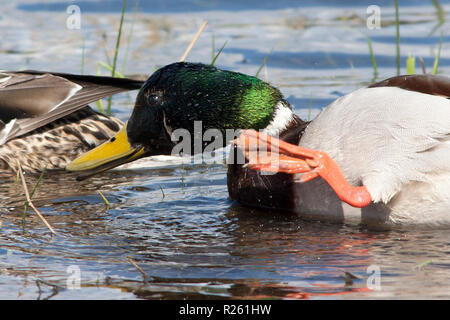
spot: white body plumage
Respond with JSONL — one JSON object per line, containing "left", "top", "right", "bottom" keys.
{"left": 293, "top": 87, "right": 450, "bottom": 228}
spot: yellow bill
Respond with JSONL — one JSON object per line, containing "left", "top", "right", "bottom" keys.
{"left": 66, "top": 121, "right": 146, "bottom": 179}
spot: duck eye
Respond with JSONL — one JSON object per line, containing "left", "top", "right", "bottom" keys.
{"left": 148, "top": 94, "right": 160, "bottom": 105}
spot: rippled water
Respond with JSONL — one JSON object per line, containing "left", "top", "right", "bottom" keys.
{"left": 1, "top": 0, "right": 450, "bottom": 299}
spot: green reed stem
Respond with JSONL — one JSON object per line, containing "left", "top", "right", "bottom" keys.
{"left": 431, "top": 33, "right": 443, "bottom": 75}
{"left": 22, "top": 169, "right": 46, "bottom": 222}
{"left": 366, "top": 35, "right": 378, "bottom": 81}
{"left": 255, "top": 48, "right": 273, "bottom": 78}
{"left": 406, "top": 55, "right": 415, "bottom": 75}
{"left": 211, "top": 40, "right": 228, "bottom": 66}
{"left": 97, "top": 190, "right": 110, "bottom": 210}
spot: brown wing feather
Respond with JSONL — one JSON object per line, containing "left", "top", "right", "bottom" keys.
{"left": 369, "top": 74, "right": 450, "bottom": 98}
{"left": 16, "top": 70, "right": 144, "bottom": 90}
{"left": 0, "top": 70, "right": 144, "bottom": 144}
{"left": 0, "top": 73, "right": 81, "bottom": 116}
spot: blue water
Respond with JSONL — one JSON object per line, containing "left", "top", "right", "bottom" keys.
{"left": 18, "top": 0, "right": 450, "bottom": 13}
{"left": 0, "top": 0, "right": 450, "bottom": 300}
{"left": 228, "top": 47, "right": 450, "bottom": 69}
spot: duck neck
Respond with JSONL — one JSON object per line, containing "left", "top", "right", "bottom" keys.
{"left": 262, "top": 100, "right": 309, "bottom": 145}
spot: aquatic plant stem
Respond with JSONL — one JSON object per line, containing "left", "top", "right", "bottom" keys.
{"left": 97, "top": 190, "right": 110, "bottom": 210}
{"left": 406, "top": 55, "right": 415, "bottom": 75}
{"left": 22, "top": 168, "right": 46, "bottom": 223}
{"left": 366, "top": 35, "right": 378, "bottom": 81}
{"left": 127, "top": 257, "right": 148, "bottom": 283}
{"left": 179, "top": 21, "right": 208, "bottom": 62}
{"left": 17, "top": 162, "right": 56, "bottom": 235}
{"left": 211, "top": 40, "right": 228, "bottom": 66}
{"left": 159, "top": 185, "right": 165, "bottom": 200}
{"left": 431, "top": 33, "right": 443, "bottom": 75}
{"left": 255, "top": 48, "right": 273, "bottom": 78}
{"left": 418, "top": 57, "right": 427, "bottom": 74}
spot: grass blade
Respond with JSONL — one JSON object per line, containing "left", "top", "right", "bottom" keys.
{"left": 159, "top": 185, "right": 165, "bottom": 200}
{"left": 17, "top": 162, "right": 56, "bottom": 235}
{"left": 406, "top": 55, "right": 415, "bottom": 75}
{"left": 255, "top": 48, "right": 273, "bottom": 78}
{"left": 431, "top": 33, "right": 443, "bottom": 75}
{"left": 98, "top": 61, "right": 125, "bottom": 78}
{"left": 97, "top": 190, "right": 110, "bottom": 210}
{"left": 30, "top": 169, "right": 46, "bottom": 199}
{"left": 23, "top": 169, "right": 46, "bottom": 222}
{"left": 211, "top": 40, "right": 228, "bottom": 66}
{"left": 432, "top": 0, "right": 445, "bottom": 21}
{"left": 418, "top": 56, "right": 427, "bottom": 74}
{"left": 366, "top": 35, "right": 378, "bottom": 81}
{"left": 127, "top": 257, "right": 148, "bottom": 283}
{"left": 429, "top": 0, "right": 445, "bottom": 35}
{"left": 179, "top": 21, "right": 208, "bottom": 62}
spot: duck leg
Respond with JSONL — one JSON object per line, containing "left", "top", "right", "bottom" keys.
{"left": 236, "top": 130, "right": 372, "bottom": 208}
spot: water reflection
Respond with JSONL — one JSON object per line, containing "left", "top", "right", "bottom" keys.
{"left": 1, "top": 0, "right": 450, "bottom": 299}
{"left": 1, "top": 164, "right": 450, "bottom": 299}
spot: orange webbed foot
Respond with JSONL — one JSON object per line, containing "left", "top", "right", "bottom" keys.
{"left": 236, "top": 130, "right": 372, "bottom": 208}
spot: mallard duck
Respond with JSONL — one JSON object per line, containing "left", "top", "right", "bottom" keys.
{"left": 0, "top": 70, "right": 144, "bottom": 173}
{"left": 67, "top": 62, "right": 450, "bottom": 227}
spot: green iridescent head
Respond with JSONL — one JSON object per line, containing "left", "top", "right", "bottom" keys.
{"left": 127, "top": 62, "right": 285, "bottom": 152}
{"left": 67, "top": 62, "right": 292, "bottom": 178}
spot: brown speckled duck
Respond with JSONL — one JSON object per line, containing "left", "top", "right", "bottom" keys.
{"left": 0, "top": 70, "right": 143, "bottom": 173}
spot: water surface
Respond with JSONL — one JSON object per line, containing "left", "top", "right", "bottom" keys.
{"left": 1, "top": 0, "right": 450, "bottom": 299}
